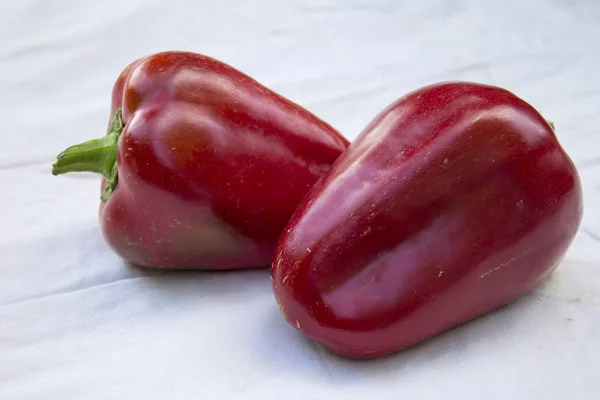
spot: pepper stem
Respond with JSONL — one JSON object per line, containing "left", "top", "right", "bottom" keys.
{"left": 52, "top": 109, "right": 124, "bottom": 202}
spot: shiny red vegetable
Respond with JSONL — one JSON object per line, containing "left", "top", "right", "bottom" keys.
{"left": 271, "top": 81, "right": 583, "bottom": 359}
{"left": 52, "top": 51, "right": 349, "bottom": 269}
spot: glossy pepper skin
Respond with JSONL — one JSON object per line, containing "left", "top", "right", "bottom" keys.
{"left": 52, "top": 51, "right": 349, "bottom": 269}
{"left": 271, "top": 81, "right": 583, "bottom": 359}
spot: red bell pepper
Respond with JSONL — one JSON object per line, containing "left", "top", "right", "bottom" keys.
{"left": 271, "top": 81, "right": 583, "bottom": 359}
{"left": 52, "top": 51, "right": 349, "bottom": 269}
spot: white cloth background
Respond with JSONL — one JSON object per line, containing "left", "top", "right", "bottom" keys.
{"left": 1, "top": 1, "right": 599, "bottom": 399}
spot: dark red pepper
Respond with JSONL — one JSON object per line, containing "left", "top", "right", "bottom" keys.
{"left": 271, "top": 81, "right": 583, "bottom": 359}
{"left": 52, "top": 51, "right": 349, "bottom": 269}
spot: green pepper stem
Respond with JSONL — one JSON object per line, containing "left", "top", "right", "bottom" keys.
{"left": 52, "top": 109, "right": 124, "bottom": 202}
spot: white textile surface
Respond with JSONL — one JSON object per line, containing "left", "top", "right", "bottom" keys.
{"left": 1, "top": 1, "right": 599, "bottom": 399}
